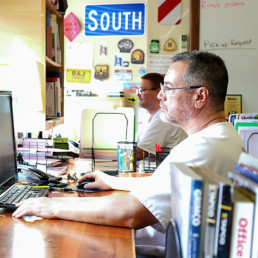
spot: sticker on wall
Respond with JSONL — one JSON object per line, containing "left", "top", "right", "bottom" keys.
{"left": 118, "top": 39, "right": 134, "bottom": 53}
{"left": 94, "top": 65, "right": 108, "bottom": 81}
{"left": 131, "top": 49, "right": 145, "bottom": 64}
{"left": 123, "top": 82, "right": 139, "bottom": 93}
{"left": 100, "top": 43, "right": 107, "bottom": 56}
{"left": 114, "top": 55, "right": 122, "bottom": 67}
{"left": 123, "top": 61, "right": 129, "bottom": 67}
{"left": 64, "top": 12, "right": 81, "bottom": 42}
{"left": 150, "top": 40, "right": 160, "bottom": 53}
{"left": 66, "top": 69, "right": 91, "bottom": 83}
{"left": 138, "top": 67, "right": 146, "bottom": 77}
{"left": 164, "top": 38, "right": 177, "bottom": 52}
{"left": 114, "top": 70, "right": 132, "bottom": 81}
{"left": 128, "top": 97, "right": 137, "bottom": 103}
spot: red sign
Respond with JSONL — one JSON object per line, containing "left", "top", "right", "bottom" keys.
{"left": 64, "top": 12, "right": 80, "bottom": 42}
{"left": 158, "top": 0, "right": 181, "bottom": 25}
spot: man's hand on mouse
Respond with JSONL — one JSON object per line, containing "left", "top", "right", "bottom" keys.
{"left": 77, "top": 171, "right": 113, "bottom": 191}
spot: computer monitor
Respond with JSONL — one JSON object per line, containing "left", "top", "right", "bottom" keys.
{"left": 80, "top": 107, "right": 135, "bottom": 160}
{"left": 0, "top": 94, "right": 17, "bottom": 185}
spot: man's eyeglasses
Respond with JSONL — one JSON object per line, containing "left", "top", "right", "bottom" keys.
{"left": 160, "top": 83, "right": 202, "bottom": 96}
{"left": 136, "top": 88, "right": 158, "bottom": 95}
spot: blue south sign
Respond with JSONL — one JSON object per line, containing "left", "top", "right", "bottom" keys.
{"left": 85, "top": 3, "right": 145, "bottom": 36}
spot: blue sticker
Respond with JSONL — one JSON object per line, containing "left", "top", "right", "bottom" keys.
{"left": 123, "top": 61, "right": 129, "bottom": 67}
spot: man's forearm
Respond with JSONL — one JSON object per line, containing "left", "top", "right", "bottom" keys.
{"left": 53, "top": 193, "right": 158, "bottom": 229}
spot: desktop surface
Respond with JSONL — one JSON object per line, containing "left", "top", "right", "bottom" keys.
{"left": 0, "top": 158, "right": 136, "bottom": 258}
{"left": 0, "top": 186, "right": 135, "bottom": 258}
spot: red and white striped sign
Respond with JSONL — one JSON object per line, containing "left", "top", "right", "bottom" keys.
{"left": 158, "top": 0, "right": 181, "bottom": 25}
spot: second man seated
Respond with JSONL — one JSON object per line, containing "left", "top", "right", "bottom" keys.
{"left": 136, "top": 73, "right": 187, "bottom": 160}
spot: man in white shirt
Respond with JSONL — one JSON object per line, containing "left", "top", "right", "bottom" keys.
{"left": 13, "top": 51, "right": 246, "bottom": 257}
{"left": 136, "top": 73, "right": 187, "bottom": 160}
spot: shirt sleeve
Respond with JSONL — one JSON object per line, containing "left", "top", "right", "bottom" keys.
{"left": 131, "top": 159, "right": 172, "bottom": 232}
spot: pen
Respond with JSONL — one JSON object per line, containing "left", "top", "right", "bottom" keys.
{"left": 129, "top": 151, "right": 134, "bottom": 171}
{"left": 51, "top": 187, "right": 74, "bottom": 191}
{"left": 33, "top": 185, "right": 74, "bottom": 192}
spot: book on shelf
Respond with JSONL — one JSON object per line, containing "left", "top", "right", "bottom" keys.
{"left": 46, "top": 25, "right": 53, "bottom": 60}
{"left": 170, "top": 162, "right": 203, "bottom": 258}
{"left": 49, "top": 13, "right": 61, "bottom": 63}
{"left": 228, "top": 171, "right": 258, "bottom": 258}
{"left": 192, "top": 166, "right": 233, "bottom": 258}
{"left": 235, "top": 163, "right": 258, "bottom": 183}
{"left": 229, "top": 186, "right": 254, "bottom": 258}
{"left": 191, "top": 166, "right": 220, "bottom": 258}
{"left": 47, "top": 72, "right": 63, "bottom": 116}
{"left": 46, "top": 71, "right": 63, "bottom": 86}
{"left": 46, "top": 80, "right": 56, "bottom": 117}
{"left": 55, "top": 23, "right": 62, "bottom": 64}
{"left": 239, "top": 152, "right": 258, "bottom": 171}
{"left": 46, "top": 77, "right": 61, "bottom": 117}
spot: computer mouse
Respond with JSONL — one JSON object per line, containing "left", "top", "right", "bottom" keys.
{"left": 76, "top": 180, "right": 95, "bottom": 189}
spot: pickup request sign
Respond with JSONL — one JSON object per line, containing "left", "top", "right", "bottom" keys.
{"left": 85, "top": 3, "right": 145, "bottom": 36}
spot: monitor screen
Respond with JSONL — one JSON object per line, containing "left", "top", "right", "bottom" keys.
{"left": 80, "top": 107, "right": 135, "bottom": 160}
{"left": 0, "top": 95, "right": 17, "bottom": 185}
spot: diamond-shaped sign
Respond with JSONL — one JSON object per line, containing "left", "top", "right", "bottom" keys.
{"left": 64, "top": 12, "right": 80, "bottom": 42}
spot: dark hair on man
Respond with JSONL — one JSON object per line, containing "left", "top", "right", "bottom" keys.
{"left": 141, "top": 73, "right": 164, "bottom": 89}
{"left": 171, "top": 51, "right": 228, "bottom": 111}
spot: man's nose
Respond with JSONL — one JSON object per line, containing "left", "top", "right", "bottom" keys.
{"left": 157, "top": 89, "right": 165, "bottom": 100}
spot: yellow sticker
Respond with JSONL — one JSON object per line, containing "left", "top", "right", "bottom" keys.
{"left": 66, "top": 69, "right": 91, "bottom": 83}
{"left": 128, "top": 97, "right": 137, "bottom": 103}
{"left": 164, "top": 38, "right": 177, "bottom": 52}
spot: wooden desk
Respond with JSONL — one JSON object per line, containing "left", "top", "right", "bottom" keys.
{"left": 67, "top": 158, "right": 153, "bottom": 178}
{"left": 0, "top": 159, "right": 136, "bottom": 258}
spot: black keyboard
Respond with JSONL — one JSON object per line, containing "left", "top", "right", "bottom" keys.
{"left": 0, "top": 184, "right": 49, "bottom": 210}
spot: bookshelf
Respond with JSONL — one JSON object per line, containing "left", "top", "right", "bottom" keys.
{"left": 0, "top": 0, "right": 65, "bottom": 132}
{"left": 46, "top": 0, "right": 65, "bottom": 130}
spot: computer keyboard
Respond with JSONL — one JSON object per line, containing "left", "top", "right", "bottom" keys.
{"left": 0, "top": 184, "right": 49, "bottom": 210}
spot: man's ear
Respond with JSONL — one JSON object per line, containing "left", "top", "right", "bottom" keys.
{"left": 195, "top": 87, "right": 209, "bottom": 109}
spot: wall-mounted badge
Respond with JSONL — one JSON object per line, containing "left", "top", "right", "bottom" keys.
{"left": 114, "top": 55, "right": 122, "bottom": 67}
{"left": 150, "top": 40, "right": 160, "bottom": 53}
{"left": 131, "top": 49, "right": 144, "bottom": 64}
{"left": 138, "top": 67, "right": 146, "bottom": 77}
{"left": 100, "top": 43, "right": 107, "bottom": 56}
{"left": 94, "top": 65, "right": 108, "bottom": 81}
{"left": 118, "top": 39, "right": 134, "bottom": 53}
{"left": 123, "top": 61, "right": 129, "bottom": 67}
{"left": 164, "top": 38, "right": 177, "bottom": 52}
